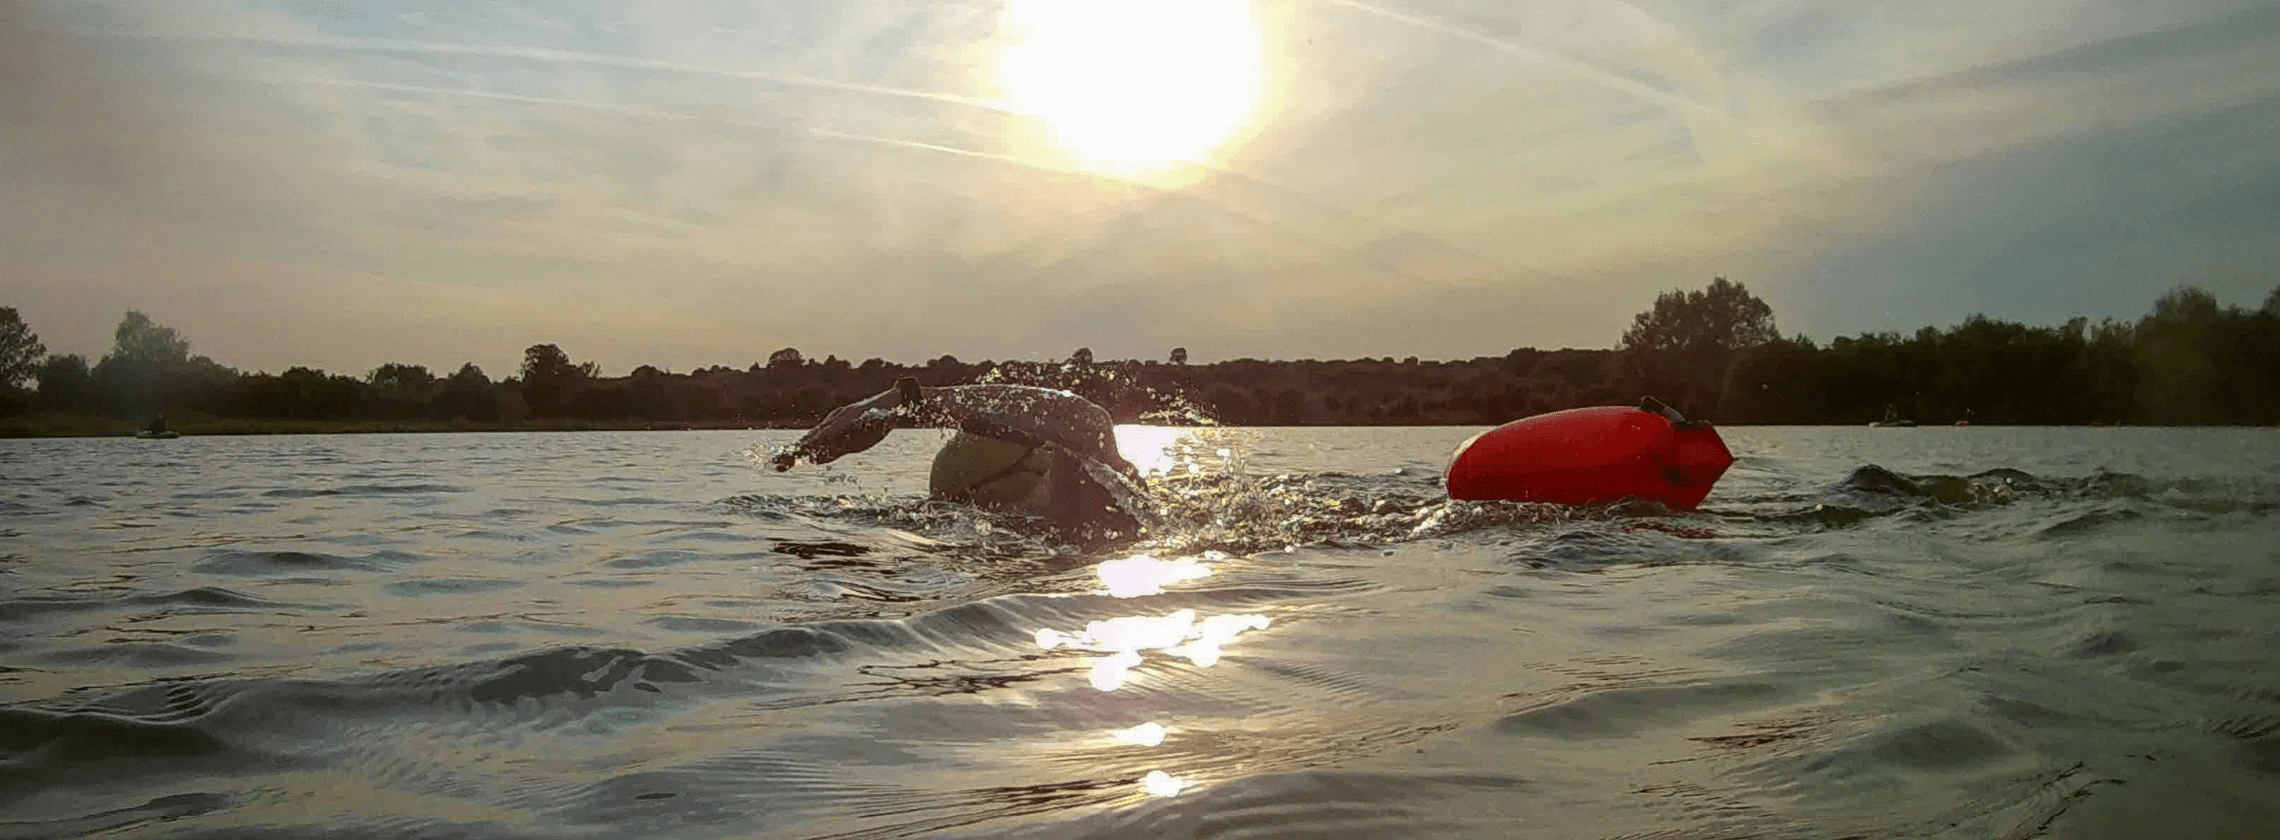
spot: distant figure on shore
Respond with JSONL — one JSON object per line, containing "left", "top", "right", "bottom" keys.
{"left": 772, "top": 378, "right": 1147, "bottom": 539}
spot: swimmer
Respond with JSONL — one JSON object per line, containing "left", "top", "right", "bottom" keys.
{"left": 772, "top": 377, "right": 1147, "bottom": 537}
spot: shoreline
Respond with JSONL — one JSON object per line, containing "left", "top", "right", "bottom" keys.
{"left": 0, "top": 416, "right": 784, "bottom": 439}
{"left": 2, "top": 415, "right": 2255, "bottom": 439}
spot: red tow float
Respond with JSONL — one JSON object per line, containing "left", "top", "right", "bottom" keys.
{"left": 1444, "top": 397, "right": 1733, "bottom": 510}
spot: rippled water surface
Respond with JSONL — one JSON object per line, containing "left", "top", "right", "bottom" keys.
{"left": 3, "top": 426, "right": 2277, "bottom": 839}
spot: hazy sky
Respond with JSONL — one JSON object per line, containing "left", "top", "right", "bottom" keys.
{"left": 5, "top": 0, "right": 2276, "bottom": 375}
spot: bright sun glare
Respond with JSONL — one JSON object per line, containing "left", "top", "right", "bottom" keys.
{"left": 996, "top": 0, "right": 1266, "bottom": 183}
{"left": 1112, "top": 425, "right": 1194, "bottom": 476}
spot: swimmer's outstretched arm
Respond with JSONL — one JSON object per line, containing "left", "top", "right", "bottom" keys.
{"left": 911, "top": 385, "right": 1125, "bottom": 467}
{"left": 773, "top": 378, "right": 1134, "bottom": 476}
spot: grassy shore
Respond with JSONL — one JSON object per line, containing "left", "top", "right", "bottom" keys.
{"left": 0, "top": 413, "right": 785, "bottom": 439}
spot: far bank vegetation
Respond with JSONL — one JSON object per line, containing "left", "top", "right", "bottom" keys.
{"left": 3, "top": 281, "right": 2276, "bottom": 436}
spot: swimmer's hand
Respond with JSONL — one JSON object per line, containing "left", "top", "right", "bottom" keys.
{"left": 774, "top": 388, "right": 910, "bottom": 470}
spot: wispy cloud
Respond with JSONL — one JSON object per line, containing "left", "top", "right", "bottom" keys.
{"left": 3, "top": 0, "right": 2274, "bottom": 374}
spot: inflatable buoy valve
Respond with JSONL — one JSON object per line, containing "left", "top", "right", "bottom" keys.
{"left": 1641, "top": 395, "right": 1711, "bottom": 430}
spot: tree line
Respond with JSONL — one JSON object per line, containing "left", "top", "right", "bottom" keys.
{"left": 2, "top": 280, "right": 2276, "bottom": 434}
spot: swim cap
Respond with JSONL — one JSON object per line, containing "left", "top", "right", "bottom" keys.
{"left": 930, "top": 431, "right": 1053, "bottom": 506}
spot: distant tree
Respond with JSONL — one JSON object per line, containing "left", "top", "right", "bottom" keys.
{"left": 35, "top": 353, "right": 90, "bottom": 411}
{"left": 234, "top": 366, "right": 361, "bottom": 420}
{"left": 2149, "top": 284, "right": 2223, "bottom": 323}
{"left": 0, "top": 307, "right": 44, "bottom": 388}
{"left": 1620, "top": 277, "right": 1779, "bottom": 415}
{"left": 89, "top": 311, "right": 203, "bottom": 418}
{"left": 1272, "top": 388, "right": 1307, "bottom": 423}
{"left": 435, "top": 363, "right": 498, "bottom": 421}
{"left": 1502, "top": 347, "right": 1542, "bottom": 375}
{"left": 1621, "top": 277, "right": 1780, "bottom": 361}
{"left": 366, "top": 363, "right": 435, "bottom": 419}
{"left": 768, "top": 347, "right": 803, "bottom": 368}
{"left": 1068, "top": 347, "right": 1094, "bottom": 366}
{"left": 624, "top": 365, "right": 672, "bottom": 420}
{"left": 1169, "top": 347, "right": 1188, "bottom": 365}
{"left": 2250, "top": 290, "right": 2280, "bottom": 423}
{"left": 2134, "top": 285, "right": 2226, "bottom": 423}
{"left": 280, "top": 367, "right": 362, "bottom": 419}
{"left": 519, "top": 344, "right": 589, "bottom": 416}
{"left": 368, "top": 363, "right": 435, "bottom": 392}
{"left": 521, "top": 344, "right": 575, "bottom": 382}
{"left": 107, "top": 311, "right": 191, "bottom": 367}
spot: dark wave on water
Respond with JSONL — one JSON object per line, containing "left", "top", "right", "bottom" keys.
{"left": 2, "top": 428, "right": 2277, "bottom": 839}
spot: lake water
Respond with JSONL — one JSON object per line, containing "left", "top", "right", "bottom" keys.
{"left": 3, "top": 425, "right": 2277, "bottom": 839}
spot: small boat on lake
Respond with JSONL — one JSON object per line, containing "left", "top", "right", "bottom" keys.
{"left": 1869, "top": 405, "right": 1917, "bottom": 428}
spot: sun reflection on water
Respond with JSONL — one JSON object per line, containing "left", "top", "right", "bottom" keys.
{"left": 1037, "top": 604, "right": 1274, "bottom": 692}
{"left": 1112, "top": 721, "right": 1168, "bottom": 747}
{"left": 1090, "top": 650, "right": 1144, "bottom": 690}
{"left": 1141, "top": 769, "right": 1188, "bottom": 797}
{"left": 1036, "top": 554, "right": 1279, "bottom": 799}
{"left": 1096, "top": 554, "right": 1213, "bottom": 597}
{"left": 1112, "top": 425, "right": 1197, "bottom": 477}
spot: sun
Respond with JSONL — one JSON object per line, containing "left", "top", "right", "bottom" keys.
{"left": 995, "top": 0, "right": 1266, "bottom": 184}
